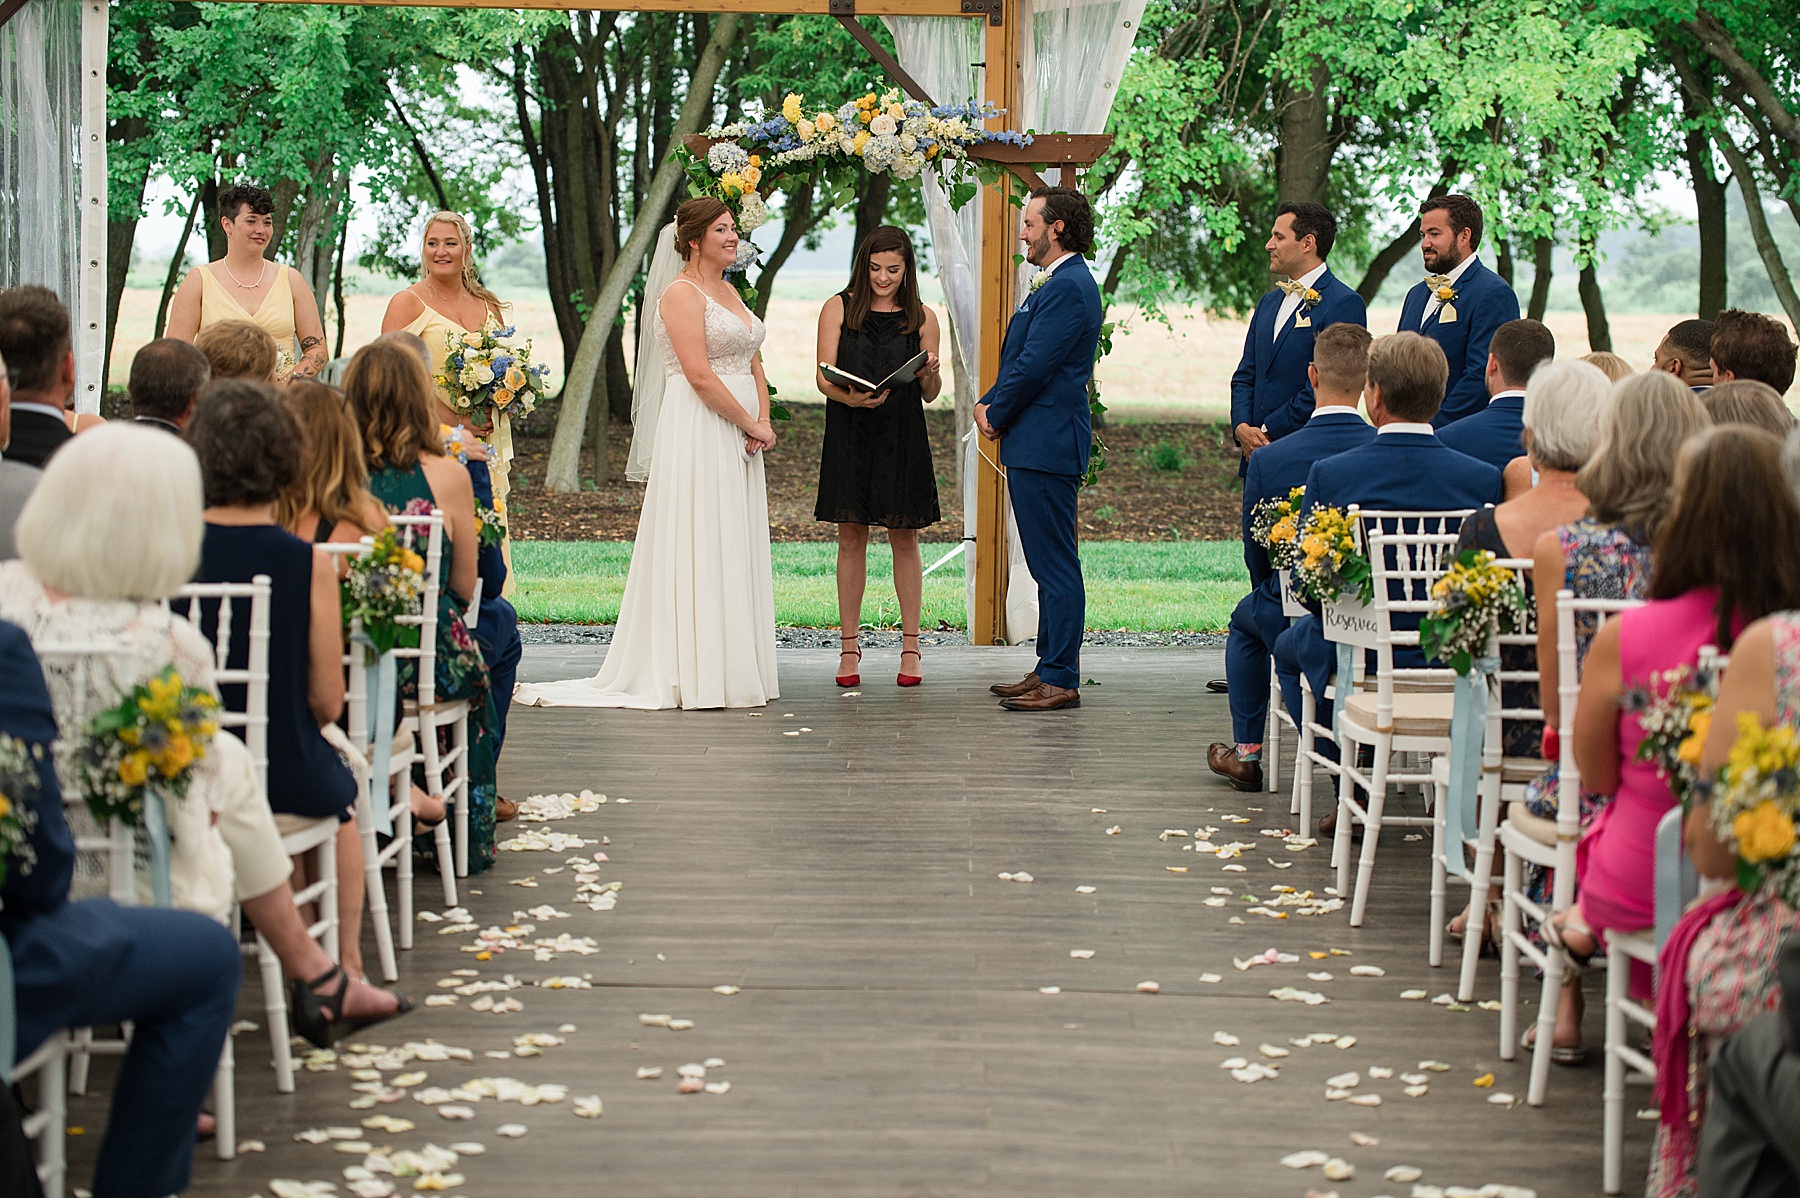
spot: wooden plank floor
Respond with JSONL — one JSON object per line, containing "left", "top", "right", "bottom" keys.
{"left": 69, "top": 644, "right": 1650, "bottom": 1196}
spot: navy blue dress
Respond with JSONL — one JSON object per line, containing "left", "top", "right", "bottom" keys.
{"left": 198, "top": 523, "right": 357, "bottom": 821}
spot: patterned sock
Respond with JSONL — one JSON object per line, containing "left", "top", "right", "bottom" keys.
{"left": 1236, "top": 744, "right": 1262, "bottom": 762}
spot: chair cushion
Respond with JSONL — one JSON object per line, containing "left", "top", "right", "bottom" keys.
{"left": 1505, "top": 805, "right": 1559, "bottom": 846}
{"left": 1503, "top": 756, "right": 1552, "bottom": 785}
{"left": 1342, "top": 690, "right": 1455, "bottom": 737}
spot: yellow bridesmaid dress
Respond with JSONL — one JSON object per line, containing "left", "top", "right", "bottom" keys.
{"left": 196, "top": 264, "right": 302, "bottom": 379}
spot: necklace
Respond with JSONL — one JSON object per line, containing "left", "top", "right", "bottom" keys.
{"left": 426, "top": 278, "right": 463, "bottom": 306}
{"left": 222, "top": 259, "right": 268, "bottom": 290}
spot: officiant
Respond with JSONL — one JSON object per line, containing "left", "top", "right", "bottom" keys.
{"left": 1228, "top": 202, "right": 1367, "bottom": 472}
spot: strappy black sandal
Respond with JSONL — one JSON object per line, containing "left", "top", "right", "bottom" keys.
{"left": 289, "top": 963, "right": 414, "bottom": 1050}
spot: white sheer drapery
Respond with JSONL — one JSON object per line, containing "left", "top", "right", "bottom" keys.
{"left": 0, "top": 0, "right": 82, "bottom": 329}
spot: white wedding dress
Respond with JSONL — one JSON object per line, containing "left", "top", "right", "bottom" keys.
{"left": 515, "top": 279, "right": 779, "bottom": 710}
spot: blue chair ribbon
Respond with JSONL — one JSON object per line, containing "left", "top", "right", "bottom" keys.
{"left": 363, "top": 650, "right": 398, "bottom": 836}
{"left": 0, "top": 929, "right": 14, "bottom": 1083}
{"left": 1441, "top": 654, "right": 1499, "bottom": 880}
{"left": 142, "top": 786, "right": 173, "bottom": 908}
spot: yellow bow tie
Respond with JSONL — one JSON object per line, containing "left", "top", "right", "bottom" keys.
{"left": 1424, "top": 274, "right": 1453, "bottom": 290}
{"left": 1276, "top": 279, "right": 1309, "bottom": 298}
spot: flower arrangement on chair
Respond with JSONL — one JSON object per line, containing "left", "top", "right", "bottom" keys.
{"left": 1624, "top": 660, "right": 1723, "bottom": 809}
{"left": 72, "top": 666, "right": 219, "bottom": 827}
{"left": 1418, "top": 549, "right": 1533, "bottom": 675}
{"left": 1249, "top": 485, "right": 1307, "bottom": 572}
{"left": 1290, "top": 504, "right": 1372, "bottom": 606}
{"left": 436, "top": 326, "right": 551, "bottom": 429}
{"left": 0, "top": 732, "right": 41, "bottom": 889}
{"left": 1707, "top": 711, "right": 1800, "bottom": 906}
{"left": 341, "top": 527, "right": 427, "bottom": 661}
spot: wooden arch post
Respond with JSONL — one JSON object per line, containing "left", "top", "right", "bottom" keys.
{"left": 972, "top": 2, "right": 1018, "bottom": 648}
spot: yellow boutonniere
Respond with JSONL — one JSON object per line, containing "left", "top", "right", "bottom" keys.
{"left": 1435, "top": 285, "right": 1457, "bottom": 302}
{"left": 1301, "top": 287, "right": 1320, "bottom": 306}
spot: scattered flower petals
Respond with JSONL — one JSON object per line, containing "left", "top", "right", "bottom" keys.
{"left": 1401, "top": 989, "right": 1429, "bottom": 1000}
{"left": 1488, "top": 1091, "right": 1517, "bottom": 1106}
{"left": 997, "top": 871, "right": 1034, "bottom": 883}
{"left": 1281, "top": 1150, "right": 1330, "bottom": 1169}
{"left": 1473, "top": 1072, "right": 1495, "bottom": 1088}
{"left": 1198, "top": 973, "right": 1222, "bottom": 984}
{"left": 1070, "top": 949, "right": 1096, "bottom": 959}
{"left": 1345, "top": 1093, "right": 1382, "bottom": 1106}
{"left": 713, "top": 985, "right": 740, "bottom": 995}
{"left": 1350, "top": 965, "right": 1386, "bottom": 977}
{"left": 1105, "top": 825, "right": 1122, "bottom": 835}
{"left": 1385, "top": 1166, "right": 1423, "bottom": 1182}
{"left": 496, "top": 1123, "right": 528, "bottom": 1138}
{"left": 1213, "top": 1032, "right": 1241, "bottom": 1046}
{"left": 1039, "top": 986, "right": 1061, "bottom": 994}
{"left": 1322, "top": 1158, "right": 1355, "bottom": 1181}
{"left": 1367, "top": 1066, "right": 1394, "bottom": 1079}
{"left": 1349, "top": 1131, "right": 1380, "bottom": 1147}
{"left": 1136, "top": 980, "right": 1160, "bottom": 993}
{"left": 1075, "top": 885, "right": 1096, "bottom": 894}
{"left": 704, "top": 1081, "right": 731, "bottom": 1095}
{"left": 574, "top": 1096, "right": 603, "bottom": 1118}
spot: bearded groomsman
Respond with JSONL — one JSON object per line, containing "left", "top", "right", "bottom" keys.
{"left": 1398, "top": 194, "right": 1520, "bottom": 427}
{"left": 1229, "top": 203, "right": 1367, "bottom": 472}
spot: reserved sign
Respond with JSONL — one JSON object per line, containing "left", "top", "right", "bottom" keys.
{"left": 1280, "top": 571, "right": 1307, "bottom": 618}
{"left": 1322, "top": 595, "right": 1380, "bottom": 648}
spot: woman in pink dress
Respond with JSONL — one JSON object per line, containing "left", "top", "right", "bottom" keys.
{"left": 1555, "top": 425, "right": 1800, "bottom": 1059}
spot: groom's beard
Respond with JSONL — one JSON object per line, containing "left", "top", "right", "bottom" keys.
{"left": 1025, "top": 230, "right": 1054, "bottom": 265}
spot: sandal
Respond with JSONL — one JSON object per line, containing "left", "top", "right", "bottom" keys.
{"left": 1543, "top": 913, "right": 1596, "bottom": 970}
{"left": 836, "top": 634, "right": 862, "bottom": 688}
{"left": 289, "top": 963, "right": 414, "bottom": 1050}
{"left": 897, "top": 633, "right": 923, "bottom": 688}
{"left": 1520, "top": 1023, "right": 1589, "bottom": 1067}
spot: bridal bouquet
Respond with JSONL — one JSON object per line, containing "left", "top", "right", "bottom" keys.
{"left": 1624, "top": 660, "right": 1722, "bottom": 809}
{"left": 72, "top": 667, "right": 219, "bottom": 827}
{"left": 0, "top": 732, "right": 41, "bottom": 889}
{"left": 1708, "top": 711, "right": 1800, "bottom": 906}
{"left": 1291, "top": 504, "right": 1372, "bottom": 606}
{"left": 1418, "top": 549, "right": 1533, "bottom": 675}
{"left": 341, "top": 528, "right": 427, "bottom": 660}
{"left": 437, "top": 325, "right": 551, "bottom": 427}
{"left": 1249, "top": 485, "right": 1306, "bottom": 571}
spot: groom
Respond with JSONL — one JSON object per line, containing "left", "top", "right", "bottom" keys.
{"left": 976, "top": 186, "right": 1103, "bottom": 712}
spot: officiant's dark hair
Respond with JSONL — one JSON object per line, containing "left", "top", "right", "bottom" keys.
{"left": 844, "top": 226, "right": 923, "bottom": 335}
{"left": 1030, "top": 186, "right": 1094, "bottom": 255}
{"left": 1276, "top": 202, "right": 1336, "bottom": 259}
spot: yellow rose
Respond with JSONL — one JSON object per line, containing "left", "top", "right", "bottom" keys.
{"left": 782, "top": 92, "right": 803, "bottom": 123}
{"left": 494, "top": 387, "right": 516, "bottom": 409}
{"left": 816, "top": 113, "right": 836, "bottom": 133}
{"left": 0, "top": 793, "right": 10, "bottom": 819}
{"left": 1677, "top": 708, "right": 1711, "bottom": 768}
{"left": 1733, "top": 800, "right": 1798, "bottom": 864}
{"left": 742, "top": 164, "right": 762, "bottom": 189}
{"left": 887, "top": 102, "right": 904, "bottom": 121}
{"left": 798, "top": 118, "right": 815, "bottom": 142}
{"left": 1303, "top": 288, "right": 1321, "bottom": 304}
{"left": 504, "top": 366, "right": 527, "bottom": 391}
{"left": 158, "top": 734, "right": 195, "bottom": 775}
{"left": 118, "top": 750, "right": 150, "bottom": 788}
{"left": 748, "top": 154, "right": 762, "bottom": 168}
{"left": 1436, "top": 286, "right": 1456, "bottom": 302}
{"left": 859, "top": 109, "right": 873, "bottom": 125}
{"left": 401, "top": 550, "right": 425, "bottom": 574}
{"left": 462, "top": 331, "right": 485, "bottom": 349}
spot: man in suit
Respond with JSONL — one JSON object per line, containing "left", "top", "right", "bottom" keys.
{"left": 1696, "top": 930, "right": 1800, "bottom": 1197}
{"left": 1653, "top": 318, "right": 1715, "bottom": 391}
{"left": 1396, "top": 195, "right": 1520, "bottom": 427}
{"left": 1710, "top": 308, "right": 1798, "bottom": 395}
{"left": 1229, "top": 202, "right": 1367, "bottom": 471}
{"left": 0, "top": 619, "right": 241, "bottom": 1198}
{"left": 0, "top": 286, "right": 76, "bottom": 468}
{"left": 1209, "top": 323, "right": 1376, "bottom": 791}
{"left": 1437, "top": 318, "right": 1556, "bottom": 472}
{"left": 0, "top": 348, "right": 42, "bottom": 560}
{"left": 1271, "top": 333, "right": 1504, "bottom": 788}
{"left": 976, "top": 186, "right": 1104, "bottom": 713}
{"left": 126, "top": 337, "right": 211, "bottom": 433}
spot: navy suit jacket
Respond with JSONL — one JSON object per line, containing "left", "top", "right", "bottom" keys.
{"left": 1397, "top": 258, "right": 1520, "bottom": 427}
{"left": 1437, "top": 391, "right": 1526, "bottom": 473}
{"left": 1302, "top": 430, "right": 1504, "bottom": 523}
{"left": 981, "top": 256, "right": 1103, "bottom": 477}
{"left": 1230, "top": 268, "right": 1367, "bottom": 446}
{"left": 1241, "top": 409, "right": 1375, "bottom": 591}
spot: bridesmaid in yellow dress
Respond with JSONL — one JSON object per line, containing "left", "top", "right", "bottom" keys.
{"left": 166, "top": 183, "right": 328, "bottom": 382}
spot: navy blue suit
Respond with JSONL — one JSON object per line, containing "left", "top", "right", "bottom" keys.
{"left": 1437, "top": 391, "right": 1526, "bottom": 472}
{"left": 1272, "top": 432, "right": 1503, "bottom": 742}
{"left": 981, "top": 255, "right": 1103, "bottom": 689}
{"left": 1230, "top": 269, "right": 1367, "bottom": 471}
{"left": 1227, "top": 409, "right": 1375, "bottom": 743}
{"left": 0, "top": 620, "right": 239, "bottom": 1198}
{"left": 467, "top": 459, "right": 520, "bottom": 753}
{"left": 1397, "top": 258, "right": 1520, "bottom": 427}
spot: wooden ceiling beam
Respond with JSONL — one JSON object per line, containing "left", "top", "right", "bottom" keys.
{"left": 233, "top": 0, "right": 978, "bottom": 14}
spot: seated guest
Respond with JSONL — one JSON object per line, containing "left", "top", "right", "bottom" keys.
{"left": 0, "top": 348, "right": 41, "bottom": 561}
{"left": 0, "top": 286, "right": 75, "bottom": 467}
{"left": 127, "top": 337, "right": 211, "bottom": 432}
{"left": 0, "top": 619, "right": 240, "bottom": 1198}
{"left": 1696, "top": 932, "right": 1800, "bottom": 1197}
{"left": 0, "top": 424, "right": 406, "bottom": 1042}
{"left": 276, "top": 380, "right": 389, "bottom": 544}
{"left": 1439, "top": 317, "right": 1556, "bottom": 471}
{"left": 1580, "top": 350, "right": 1634, "bottom": 382}
{"left": 1272, "top": 331, "right": 1504, "bottom": 787}
{"left": 1711, "top": 308, "right": 1798, "bottom": 395}
{"left": 1550, "top": 426, "right": 1800, "bottom": 1081}
{"left": 195, "top": 318, "right": 279, "bottom": 383}
{"left": 345, "top": 340, "right": 510, "bottom": 855}
{"left": 1210, "top": 323, "right": 1374, "bottom": 791}
{"left": 1654, "top": 318, "right": 1716, "bottom": 390}
{"left": 1701, "top": 378, "right": 1795, "bottom": 436}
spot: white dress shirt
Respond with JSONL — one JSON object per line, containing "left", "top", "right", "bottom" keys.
{"left": 1421, "top": 254, "right": 1477, "bottom": 324}
{"left": 1488, "top": 388, "right": 1526, "bottom": 406}
{"left": 1274, "top": 262, "right": 1329, "bottom": 343}
{"left": 9, "top": 402, "right": 65, "bottom": 423}
{"left": 1377, "top": 422, "right": 1435, "bottom": 436}
{"left": 1309, "top": 404, "right": 1365, "bottom": 422}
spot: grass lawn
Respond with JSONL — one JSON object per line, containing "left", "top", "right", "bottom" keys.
{"left": 511, "top": 540, "right": 1249, "bottom": 632}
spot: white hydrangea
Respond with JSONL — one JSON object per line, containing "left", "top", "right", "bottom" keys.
{"left": 869, "top": 113, "right": 898, "bottom": 137}
{"left": 707, "top": 142, "right": 750, "bottom": 174}
{"left": 737, "top": 192, "right": 769, "bottom": 233}
{"left": 898, "top": 133, "right": 918, "bottom": 154}
{"left": 860, "top": 134, "right": 902, "bottom": 174}
{"left": 733, "top": 240, "right": 761, "bottom": 269}
{"left": 890, "top": 152, "right": 925, "bottom": 181}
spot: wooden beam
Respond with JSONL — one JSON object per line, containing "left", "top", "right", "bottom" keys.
{"left": 966, "top": 134, "right": 1111, "bottom": 166}
{"left": 236, "top": 0, "right": 975, "bottom": 12}
{"left": 0, "top": 0, "right": 30, "bottom": 33}
{"left": 973, "top": 4, "right": 1018, "bottom": 648}
{"left": 832, "top": 14, "right": 937, "bottom": 107}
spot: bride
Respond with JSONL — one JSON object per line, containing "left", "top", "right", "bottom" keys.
{"left": 515, "top": 198, "right": 780, "bottom": 710}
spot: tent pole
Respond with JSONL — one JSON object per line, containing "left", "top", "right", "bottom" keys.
{"left": 77, "top": 0, "right": 107, "bottom": 413}
{"left": 973, "top": 0, "right": 1016, "bottom": 647}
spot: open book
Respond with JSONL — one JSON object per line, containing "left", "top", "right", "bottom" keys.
{"left": 820, "top": 350, "right": 929, "bottom": 396}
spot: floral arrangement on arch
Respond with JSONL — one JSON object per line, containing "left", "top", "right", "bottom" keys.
{"left": 1291, "top": 504, "right": 1372, "bottom": 606}
{"left": 1418, "top": 549, "right": 1533, "bottom": 676}
{"left": 683, "top": 88, "right": 1031, "bottom": 275}
{"left": 1625, "top": 659, "right": 1723, "bottom": 810}
{"left": 1708, "top": 710, "right": 1800, "bottom": 908}
{"left": 1249, "top": 485, "right": 1306, "bottom": 572}
{"left": 436, "top": 325, "right": 551, "bottom": 428}
{"left": 72, "top": 666, "right": 219, "bottom": 828}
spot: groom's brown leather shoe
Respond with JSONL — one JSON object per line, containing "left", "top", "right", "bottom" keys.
{"left": 990, "top": 672, "right": 1041, "bottom": 698}
{"left": 1000, "top": 683, "right": 1080, "bottom": 711}
{"left": 1207, "top": 743, "right": 1263, "bottom": 792}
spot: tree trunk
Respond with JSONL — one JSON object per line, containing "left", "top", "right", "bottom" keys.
{"left": 606, "top": 321, "right": 632, "bottom": 423}
{"left": 200, "top": 175, "right": 226, "bottom": 263}
{"left": 1357, "top": 158, "right": 1459, "bottom": 302}
{"left": 1494, "top": 237, "right": 1514, "bottom": 288}
{"left": 853, "top": 170, "right": 893, "bottom": 255}
{"left": 1683, "top": 88, "right": 1729, "bottom": 318}
{"left": 155, "top": 191, "right": 203, "bottom": 340}
{"left": 1274, "top": 63, "right": 1332, "bottom": 206}
{"left": 1527, "top": 236, "right": 1553, "bottom": 321}
{"left": 1577, "top": 249, "right": 1612, "bottom": 353}
{"left": 332, "top": 212, "right": 350, "bottom": 359}
{"left": 544, "top": 13, "right": 742, "bottom": 494}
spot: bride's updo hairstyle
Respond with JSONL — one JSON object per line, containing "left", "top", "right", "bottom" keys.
{"left": 844, "top": 225, "right": 924, "bottom": 334}
{"left": 419, "top": 210, "right": 506, "bottom": 314}
{"left": 675, "top": 197, "right": 732, "bottom": 261}
{"left": 343, "top": 339, "right": 441, "bottom": 471}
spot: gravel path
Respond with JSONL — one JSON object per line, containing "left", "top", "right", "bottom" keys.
{"left": 518, "top": 623, "right": 1226, "bottom": 649}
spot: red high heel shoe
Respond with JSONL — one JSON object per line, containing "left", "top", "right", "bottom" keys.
{"left": 897, "top": 632, "right": 923, "bottom": 687}
{"left": 836, "top": 634, "right": 862, "bottom": 687}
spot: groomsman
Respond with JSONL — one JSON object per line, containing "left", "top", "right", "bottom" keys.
{"left": 1229, "top": 203, "right": 1367, "bottom": 470}
{"left": 1209, "top": 323, "right": 1376, "bottom": 791}
{"left": 1397, "top": 195, "right": 1519, "bottom": 427}
{"left": 1437, "top": 318, "right": 1555, "bottom": 472}
{"left": 1272, "top": 333, "right": 1503, "bottom": 794}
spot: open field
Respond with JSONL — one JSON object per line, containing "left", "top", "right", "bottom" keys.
{"left": 511, "top": 539, "right": 1250, "bottom": 630}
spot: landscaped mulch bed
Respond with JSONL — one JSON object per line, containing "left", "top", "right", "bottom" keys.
{"left": 504, "top": 405, "right": 1244, "bottom": 544}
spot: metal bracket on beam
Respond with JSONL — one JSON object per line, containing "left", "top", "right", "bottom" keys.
{"left": 960, "top": 0, "right": 1003, "bottom": 24}
{"left": 828, "top": 0, "right": 854, "bottom": 13}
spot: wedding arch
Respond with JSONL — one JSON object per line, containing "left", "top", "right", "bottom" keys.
{"left": 0, "top": 0, "right": 1143, "bottom": 646}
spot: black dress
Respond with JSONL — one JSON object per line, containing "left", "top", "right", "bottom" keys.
{"left": 814, "top": 298, "right": 941, "bottom": 529}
